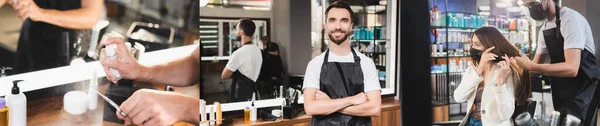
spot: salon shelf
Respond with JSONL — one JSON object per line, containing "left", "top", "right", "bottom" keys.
{"left": 431, "top": 55, "right": 470, "bottom": 58}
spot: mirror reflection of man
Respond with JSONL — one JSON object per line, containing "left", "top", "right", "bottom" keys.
{"left": 514, "top": 0, "right": 600, "bottom": 125}
{"left": 221, "top": 19, "right": 263, "bottom": 102}
{"left": 100, "top": 37, "right": 200, "bottom": 125}
{"left": 302, "top": 1, "right": 382, "bottom": 126}
{"left": 258, "top": 36, "right": 283, "bottom": 99}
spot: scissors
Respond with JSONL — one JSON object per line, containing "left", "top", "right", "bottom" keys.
{"left": 90, "top": 88, "right": 128, "bottom": 117}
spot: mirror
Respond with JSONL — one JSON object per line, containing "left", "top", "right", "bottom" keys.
{"left": 200, "top": 18, "right": 271, "bottom": 104}
{"left": 200, "top": 0, "right": 283, "bottom": 111}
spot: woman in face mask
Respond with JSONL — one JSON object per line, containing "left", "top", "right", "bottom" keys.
{"left": 454, "top": 27, "right": 532, "bottom": 126}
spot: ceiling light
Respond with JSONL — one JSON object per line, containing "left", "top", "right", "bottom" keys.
{"left": 496, "top": 2, "right": 509, "bottom": 8}
{"left": 479, "top": 6, "right": 490, "bottom": 11}
{"left": 243, "top": 6, "right": 271, "bottom": 11}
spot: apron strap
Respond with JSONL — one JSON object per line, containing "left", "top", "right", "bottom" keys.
{"left": 350, "top": 48, "right": 361, "bottom": 63}
{"left": 323, "top": 49, "right": 330, "bottom": 63}
{"left": 555, "top": 5, "right": 561, "bottom": 39}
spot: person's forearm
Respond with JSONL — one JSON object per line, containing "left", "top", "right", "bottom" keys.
{"left": 304, "top": 98, "right": 353, "bottom": 116}
{"left": 532, "top": 53, "right": 547, "bottom": 64}
{"left": 268, "top": 51, "right": 278, "bottom": 55}
{"left": 530, "top": 62, "right": 579, "bottom": 77}
{"left": 186, "top": 98, "right": 200, "bottom": 125}
{"left": 339, "top": 101, "right": 381, "bottom": 117}
{"left": 529, "top": 49, "right": 580, "bottom": 77}
{"left": 39, "top": 8, "right": 100, "bottom": 29}
{"left": 140, "top": 56, "right": 200, "bottom": 86}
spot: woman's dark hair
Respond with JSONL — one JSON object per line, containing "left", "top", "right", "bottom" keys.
{"left": 472, "top": 27, "right": 532, "bottom": 106}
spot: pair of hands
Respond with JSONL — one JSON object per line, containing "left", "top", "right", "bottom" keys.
{"left": 477, "top": 46, "right": 536, "bottom": 86}
{"left": 476, "top": 46, "right": 516, "bottom": 86}
{"left": 3, "top": 0, "right": 44, "bottom": 21}
{"left": 315, "top": 90, "right": 368, "bottom": 106}
{"left": 99, "top": 35, "right": 197, "bottom": 125}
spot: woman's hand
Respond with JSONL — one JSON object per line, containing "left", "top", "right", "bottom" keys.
{"left": 496, "top": 54, "right": 511, "bottom": 86}
{"left": 476, "top": 46, "right": 498, "bottom": 76}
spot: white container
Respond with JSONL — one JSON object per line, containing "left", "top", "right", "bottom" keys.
{"left": 7, "top": 80, "right": 27, "bottom": 126}
{"left": 250, "top": 93, "right": 257, "bottom": 121}
{"left": 271, "top": 109, "right": 282, "bottom": 117}
{"left": 64, "top": 91, "right": 89, "bottom": 115}
{"left": 199, "top": 100, "right": 206, "bottom": 122}
{"left": 88, "top": 70, "right": 98, "bottom": 110}
{"left": 105, "top": 44, "right": 122, "bottom": 80}
{"left": 208, "top": 106, "right": 215, "bottom": 125}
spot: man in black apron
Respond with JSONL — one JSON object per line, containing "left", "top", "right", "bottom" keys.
{"left": 257, "top": 36, "right": 283, "bottom": 99}
{"left": 222, "top": 19, "right": 263, "bottom": 102}
{"left": 302, "top": 2, "right": 382, "bottom": 126}
{"left": 3, "top": 0, "right": 102, "bottom": 74}
{"left": 515, "top": 0, "right": 600, "bottom": 125}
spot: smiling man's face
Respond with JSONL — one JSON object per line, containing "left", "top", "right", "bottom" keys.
{"left": 325, "top": 8, "right": 353, "bottom": 45}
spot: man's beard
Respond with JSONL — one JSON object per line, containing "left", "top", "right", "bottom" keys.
{"left": 328, "top": 29, "right": 350, "bottom": 45}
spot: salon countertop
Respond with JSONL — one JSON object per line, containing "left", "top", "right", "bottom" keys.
{"left": 228, "top": 97, "right": 400, "bottom": 126}
{"left": 25, "top": 83, "right": 195, "bottom": 126}
{"left": 0, "top": 44, "right": 199, "bottom": 97}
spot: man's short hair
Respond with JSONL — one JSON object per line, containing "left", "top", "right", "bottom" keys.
{"left": 325, "top": 1, "right": 354, "bottom": 23}
{"left": 238, "top": 18, "right": 256, "bottom": 36}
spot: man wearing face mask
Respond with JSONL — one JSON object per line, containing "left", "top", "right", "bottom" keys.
{"left": 302, "top": 1, "right": 382, "bottom": 126}
{"left": 514, "top": 0, "right": 600, "bottom": 125}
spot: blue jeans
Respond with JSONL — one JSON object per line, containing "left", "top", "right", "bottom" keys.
{"left": 466, "top": 117, "right": 482, "bottom": 126}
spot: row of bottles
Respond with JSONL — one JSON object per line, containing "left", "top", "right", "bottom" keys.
{"left": 431, "top": 58, "right": 473, "bottom": 73}
{"left": 430, "top": 6, "right": 486, "bottom": 28}
{"left": 488, "top": 17, "right": 530, "bottom": 31}
{"left": 353, "top": 26, "right": 385, "bottom": 40}
{"left": 435, "top": 31, "right": 472, "bottom": 43}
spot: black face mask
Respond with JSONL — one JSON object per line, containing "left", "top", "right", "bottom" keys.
{"left": 470, "top": 48, "right": 505, "bottom": 65}
{"left": 529, "top": 3, "right": 547, "bottom": 21}
{"left": 470, "top": 49, "right": 483, "bottom": 63}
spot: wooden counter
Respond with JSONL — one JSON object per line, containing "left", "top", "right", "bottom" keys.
{"left": 25, "top": 83, "right": 195, "bottom": 126}
{"left": 230, "top": 97, "right": 400, "bottom": 126}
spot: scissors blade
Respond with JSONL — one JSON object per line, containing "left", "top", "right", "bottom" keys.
{"left": 90, "top": 88, "right": 128, "bottom": 117}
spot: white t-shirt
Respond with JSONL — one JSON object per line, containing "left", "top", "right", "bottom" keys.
{"left": 536, "top": 7, "right": 595, "bottom": 55}
{"left": 226, "top": 44, "right": 263, "bottom": 82}
{"left": 302, "top": 50, "right": 382, "bottom": 93}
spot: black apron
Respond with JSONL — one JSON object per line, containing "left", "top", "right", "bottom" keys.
{"left": 14, "top": 0, "right": 81, "bottom": 74}
{"left": 227, "top": 42, "right": 260, "bottom": 102}
{"left": 310, "top": 49, "right": 371, "bottom": 126}
{"left": 543, "top": 9, "right": 600, "bottom": 125}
